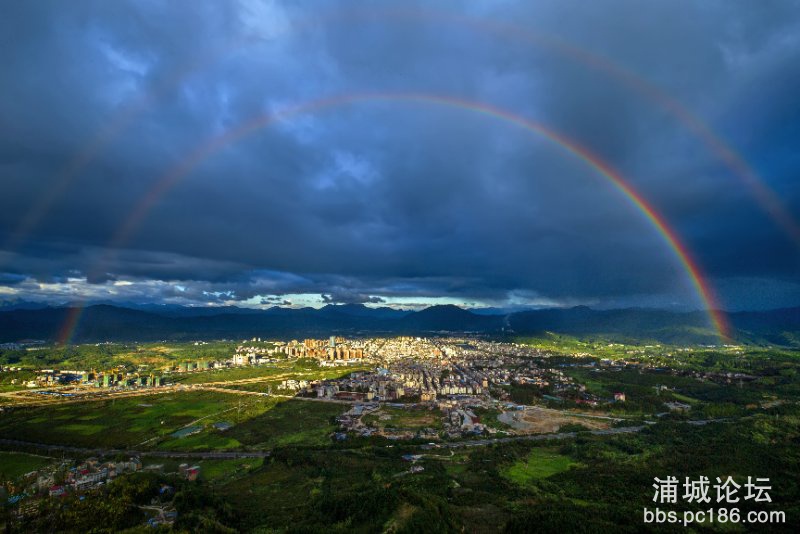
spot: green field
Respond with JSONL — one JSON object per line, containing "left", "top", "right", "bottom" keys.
{"left": 157, "top": 430, "right": 244, "bottom": 452}
{"left": 197, "top": 364, "right": 371, "bottom": 392}
{"left": 220, "top": 380, "right": 283, "bottom": 393}
{"left": 556, "top": 364, "right": 800, "bottom": 418}
{"left": 363, "top": 405, "right": 443, "bottom": 431}
{"left": 199, "top": 457, "right": 263, "bottom": 482}
{"left": 0, "top": 451, "right": 54, "bottom": 481}
{"left": 0, "top": 341, "right": 245, "bottom": 371}
{"left": 0, "top": 391, "right": 354, "bottom": 452}
{"left": 171, "top": 359, "right": 370, "bottom": 386}
{"left": 501, "top": 447, "right": 581, "bottom": 484}
{"left": 170, "top": 364, "right": 287, "bottom": 384}
{"left": 0, "top": 370, "right": 37, "bottom": 392}
{"left": 0, "top": 391, "right": 276, "bottom": 449}
{"left": 227, "top": 399, "right": 345, "bottom": 448}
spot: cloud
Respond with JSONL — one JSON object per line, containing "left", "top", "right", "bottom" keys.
{"left": 0, "top": 0, "right": 798, "bottom": 311}
{"left": 322, "top": 292, "right": 386, "bottom": 305}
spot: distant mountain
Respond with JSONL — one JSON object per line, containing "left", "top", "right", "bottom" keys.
{"left": 397, "top": 305, "right": 500, "bottom": 332}
{"left": 132, "top": 304, "right": 267, "bottom": 318}
{"left": 507, "top": 306, "right": 716, "bottom": 344}
{"left": 0, "top": 303, "right": 798, "bottom": 345}
{"left": 0, "top": 300, "right": 52, "bottom": 311}
{"left": 728, "top": 307, "right": 800, "bottom": 345}
{"left": 318, "top": 303, "right": 410, "bottom": 320}
{"left": 470, "top": 306, "right": 538, "bottom": 316}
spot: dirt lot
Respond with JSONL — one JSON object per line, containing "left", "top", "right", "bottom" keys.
{"left": 497, "top": 406, "right": 612, "bottom": 434}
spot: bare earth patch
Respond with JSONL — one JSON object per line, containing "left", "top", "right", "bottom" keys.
{"left": 497, "top": 406, "right": 611, "bottom": 434}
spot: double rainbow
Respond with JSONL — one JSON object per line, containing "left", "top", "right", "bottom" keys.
{"left": 57, "top": 92, "right": 731, "bottom": 344}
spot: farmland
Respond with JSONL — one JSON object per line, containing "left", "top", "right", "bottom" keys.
{"left": 0, "top": 391, "right": 348, "bottom": 451}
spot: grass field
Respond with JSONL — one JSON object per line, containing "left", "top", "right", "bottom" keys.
{"left": 0, "top": 388, "right": 351, "bottom": 452}
{"left": 0, "top": 341, "right": 245, "bottom": 371}
{"left": 0, "top": 391, "right": 276, "bottom": 449}
{"left": 170, "top": 360, "right": 370, "bottom": 386}
{"left": 171, "top": 364, "right": 287, "bottom": 384}
{"left": 472, "top": 407, "right": 513, "bottom": 431}
{"left": 220, "top": 380, "right": 282, "bottom": 393}
{"left": 0, "top": 451, "right": 54, "bottom": 481}
{"left": 227, "top": 399, "right": 345, "bottom": 448}
{"left": 199, "top": 457, "right": 263, "bottom": 482}
{"left": 501, "top": 447, "right": 581, "bottom": 484}
{"left": 363, "top": 405, "right": 443, "bottom": 431}
{"left": 217, "top": 365, "right": 373, "bottom": 395}
{"left": 0, "top": 370, "right": 38, "bottom": 392}
{"left": 157, "top": 431, "right": 244, "bottom": 452}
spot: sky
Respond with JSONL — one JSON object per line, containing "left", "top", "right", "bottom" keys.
{"left": 0, "top": 0, "right": 799, "bottom": 312}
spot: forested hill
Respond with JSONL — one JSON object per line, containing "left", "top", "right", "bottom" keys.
{"left": 0, "top": 303, "right": 798, "bottom": 345}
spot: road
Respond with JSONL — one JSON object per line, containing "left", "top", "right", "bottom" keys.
{"left": 0, "top": 382, "right": 358, "bottom": 408}
{"left": 435, "top": 418, "right": 729, "bottom": 449}
{"left": 0, "top": 386, "right": 185, "bottom": 408}
{"left": 439, "top": 425, "right": 646, "bottom": 448}
{"left": 0, "top": 366, "right": 369, "bottom": 407}
{"left": 198, "top": 384, "right": 357, "bottom": 403}
{"left": 0, "top": 438, "right": 271, "bottom": 459}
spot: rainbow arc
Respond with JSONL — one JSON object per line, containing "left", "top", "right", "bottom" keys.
{"left": 57, "top": 93, "right": 730, "bottom": 344}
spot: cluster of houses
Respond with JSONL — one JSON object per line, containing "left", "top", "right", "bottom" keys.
{"left": 4, "top": 455, "right": 144, "bottom": 515}
{"left": 280, "top": 371, "right": 407, "bottom": 402}
{"left": 178, "top": 463, "right": 200, "bottom": 481}
{"left": 5, "top": 456, "right": 201, "bottom": 524}
{"left": 442, "top": 404, "right": 486, "bottom": 437}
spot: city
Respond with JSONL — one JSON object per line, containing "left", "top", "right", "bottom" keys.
{"left": 1, "top": 332, "right": 796, "bottom": 530}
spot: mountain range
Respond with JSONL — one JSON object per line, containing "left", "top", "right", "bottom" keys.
{"left": 1, "top": 302, "right": 799, "bottom": 346}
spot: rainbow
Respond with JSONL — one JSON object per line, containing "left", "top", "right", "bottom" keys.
{"left": 57, "top": 305, "right": 83, "bottom": 347}
{"left": 58, "top": 92, "right": 730, "bottom": 344}
{"left": 8, "top": 6, "right": 797, "bottom": 260}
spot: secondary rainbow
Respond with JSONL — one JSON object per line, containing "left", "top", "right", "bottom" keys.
{"left": 12, "top": 7, "right": 796, "bottom": 269}
{"left": 57, "top": 93, "right": 730, "bottom": 344}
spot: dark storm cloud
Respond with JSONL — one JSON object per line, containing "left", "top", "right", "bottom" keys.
{"left": 1, "top": 0, "right": 799, "bottom": 310}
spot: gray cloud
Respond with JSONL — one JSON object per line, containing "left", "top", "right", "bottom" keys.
{"left": 1, "top": 0, "right": 798, "bottom": 311}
